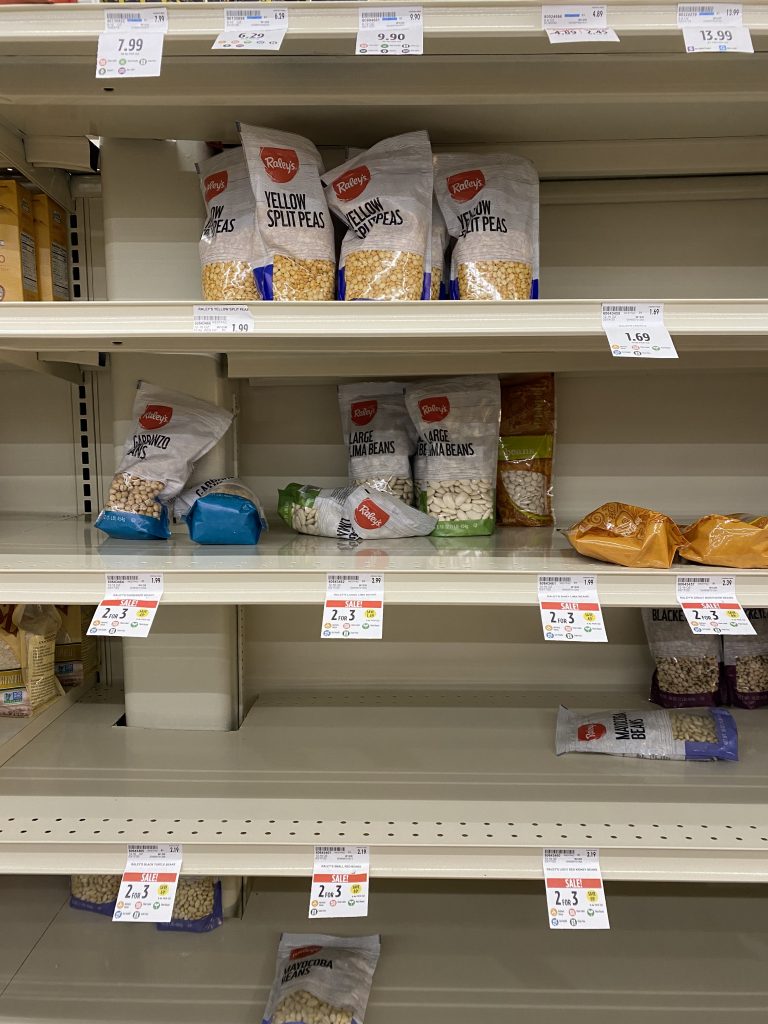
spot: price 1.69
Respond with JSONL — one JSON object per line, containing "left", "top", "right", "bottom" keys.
{"left": 624, "top": 331, "right": 651, "bottom": 343}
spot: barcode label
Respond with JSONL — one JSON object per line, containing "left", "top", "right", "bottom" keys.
{"left": 540, "top": 576, "right": 576, "bottom": 583}
{"left": 677, "top": 2, "right": 742, "bottom": 24}
{"left": 363, "top": 9, "right": 398, "bottom": 19}
{"left": 680, "top": 577, "right": 716, "bottom": 583}
{"left": 602, "top": 305, "right": 637, "bottom": 311}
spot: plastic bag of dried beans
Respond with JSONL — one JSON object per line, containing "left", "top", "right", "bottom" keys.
{"left": 238, "top": 124, "right": 336, "bottom": 301}
{"left": 95, "top": 382, "right": 233, "bottom": 540}
{"left": 555, "top": 705, "right": 738, "bottom": 761}
{"left": 197, "top": 147, "right": 261, "bottom": 301}
{"left": 430, "top": 197, "right": 448, "bottom": 300}
{"left": 723, "top": 608, "right": 768, "bottom": 709}
{"left": 323, "top": 131, "right": 433, "bottom": 301}
{"left": 405, "top": 375, "right": 501, "bottom": 537}
{"left": 278, "top": 483, "right": 436, "bottom": 540}
{"left": 70, "top": 875, "right": 122, "bottom": 916}
{"left": 338, "top": 381, "right": 415, "bottom": 503}
{"left": 434, "top": 152, "right": 539, "bottom": 301}
{"left": 177, "top": 478, "right": 267, "bottom": 545}
{"left": 642, "top": 608, "right": 724, "bottom": 708}
{"left": 157, "top": 877, "right": 223, "bottom": 933}
{"left": 262, "top": 934, "right": 381, "bottom": 1024}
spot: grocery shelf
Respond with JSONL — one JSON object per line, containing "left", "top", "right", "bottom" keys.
{"left": 0, "top": 7, "right": 765, "bottom": 154}
{"left": 1, "top": 689, "right": 767, "bottom": 882}
{"left": 2, "top": 513, "right": 767, "bottom": 607}
{"left": 0, "top": 1, "right": 765, "bottom": 54}
{"left": 2, "top": 300, "right": 768, "bottom": 376}
{"left": 1, "top": 875, "right": 767, "bottom": 1022}
{"left": 0, "top": 674, "right": 97, "bottom": 770}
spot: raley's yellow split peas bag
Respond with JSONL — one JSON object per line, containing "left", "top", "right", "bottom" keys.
{"left": 433, "top": 153, "right": 539, "bottom": 301}
{"left": 323, "top": 131, "right": 433, "bottom": 301}
{"left": 238, "top": 124, "right": 335, "bottom": 301}
{"left": 197, "top": 147, "right": 261, "bottom": 301}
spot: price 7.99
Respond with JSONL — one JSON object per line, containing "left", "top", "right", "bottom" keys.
{"left": 117, "top": 36, "right": 144, "bottom": 52}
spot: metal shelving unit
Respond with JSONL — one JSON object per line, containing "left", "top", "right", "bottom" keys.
{"left": 0, "top": 0, "right": 766, "bottom": 1018}
{"left": 1, "top": 514, "right": 766, "bottom": 606}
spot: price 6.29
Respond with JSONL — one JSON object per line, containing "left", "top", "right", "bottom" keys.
{"left": 117, "top": 36, "right": 144, "bottom": 52}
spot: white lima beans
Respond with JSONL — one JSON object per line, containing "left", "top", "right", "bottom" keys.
{"left": 338, "top": 381, "right": 415, "bottom": 503}
{"left": 198, "top": 147, "right": 261, "bottom": 301}
{"left": 405, "top": 375, "right": 500, "bottom": 537}
{"left": 434, "top": 152, "right": 539, "bottom": 301}
{"left": 262, "top": 934, "right": 380, "bottom": 1024}
{"left": 323, "top": 131, "right": 433, "bottom": 301}
{"left": 499, "top": 469, "right": 548, "bottom": 515}
{"left": 239, "top": 123, "right": 336, "bottom": 301}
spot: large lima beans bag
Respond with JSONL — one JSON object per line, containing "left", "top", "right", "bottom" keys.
{"left": 95, "top": 381, "right": 233, "bottom": 540}
{"left": 405, "top": 374, "right": 500, "bottom": 536}
{"left": 323, "top": 130, "right": 433, "bottom": 301}
{"left": 278, "top": 483, "right": 436, "bottom": 541}
{"left": 434, "top": 152, "right": 539, "bottom": 301}
{"left": 337, "top": 381, "right": 415, "bottom": 503}
{"left": 556, "top": 705, "right": 738, "bottom": 761}
{"left": 197, "top": 147, "right": 261, "bottom": 301}
{"left": 239, "top": 123, "right": 335, "bottom": 301}
{"left": 262, "top": 934, "right": 380, "bottom": 1024}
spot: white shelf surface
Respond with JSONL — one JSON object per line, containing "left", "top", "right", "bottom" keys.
{"left": 2, "top": 299, "right": 768, "bottom": 376}
{"left": 1, "top": 1, "right": 765, "bottom": 52}
{"left": 0, "top": 675, "right": 97, "bottom": 769}
{"left": 1, "top": 876, "right": 767, "bottom": 1022}
{"left": 1, "top": 688, "right": 768, "bottom": 882}
{"left": 2, "top": 513, "right": 767, "bottom": 607}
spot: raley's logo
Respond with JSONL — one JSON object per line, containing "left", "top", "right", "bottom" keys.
{"left": 419, "top": 396, "right": 450, "bottom": 422}
{"left": 204, "top": 170, "right": 228, "bottom": 205}
{"left": 351, "top": 399, "right": 378, "bottom": 426}
{"left": 260, "top": 146, "right": 299, "bottom": 184}
{"left": 289, "top": 945, "right": 322, "bottom": 962}
{"left": 139, "top": 404, "right": 173, "bottom": 431}
{"left": 578, "top": 723, "right": 606, "bottom": 742}
{"left": 354, "top": 498, "right": 390, "bottom": 531}
{"left": 447, "top": 169, "right": 486, "bottom": 203}
{"left": 332, "top": 165, "right": 371, "bottom": 201}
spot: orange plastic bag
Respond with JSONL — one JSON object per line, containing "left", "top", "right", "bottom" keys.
{"left": 566, "top": 502, "right": 684, "bottom": 569}
{"left": 679, "top": 514, "right": 768, "bottom": 569}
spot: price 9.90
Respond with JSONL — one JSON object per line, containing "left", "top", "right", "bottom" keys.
{"left": 117, "top": 36, "right": 144, "bottom": 52}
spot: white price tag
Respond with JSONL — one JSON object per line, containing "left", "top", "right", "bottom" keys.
{"left": 543, "top": 849, "right": 609, "bottom": 930}
{"left": 601, "top": 302, "right": 678, "bottom": 359}
{"left": 542, "top": 4, "right": 607, "bottom": 28}
{"left": 104, "top": 8, "right": 168, "bottom": 32}
{"left": 356, "top": 6, "right": 423, "bottom": 55}
{"left": 88, "top": 573, "right": 163, "bottom": 639}
{"left": 213, "top": 7, "right": 288, "bottom": 51}
{"left": 547, "top": 27, "right": 619, "bottom": 40}
{"left": 97, "top": 9, "right": 167, "bottom": 79}
{"left": 682, "top": 25, "right": 752, "bottom": 49}
{"left": 321, "top": 573, "right": 384, "bottom": 639}
{"left": 193, "top": 304, "right": 255, "bottom": 334}
{"left": 96, "top": 31, "right": 164, "bottom": 78}
{"left": 113, "top": 843, "right": 182, "bottom": 923}
{"left": 309, "top": 845, "right": 369, "bottom": 919}
{"left": 677, "top": 3, "right": 742, "bottom": 26}
{"left": 676, "top": 575, "right": 756, "bottom": 635}
{"left": 538, "top": 575, "right": 608, "bottom": 643}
